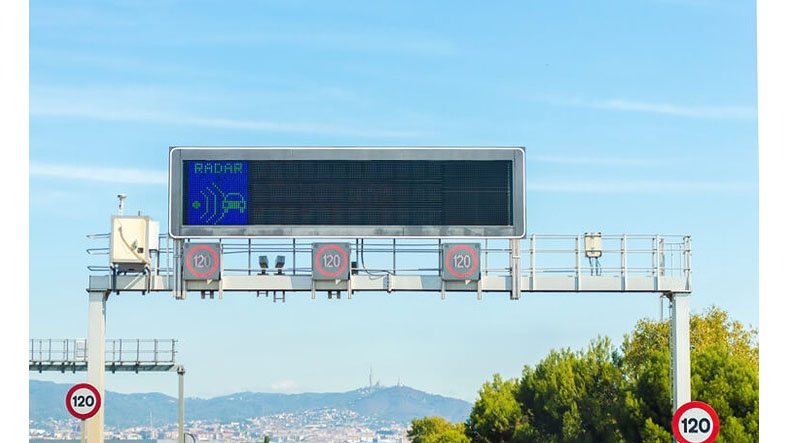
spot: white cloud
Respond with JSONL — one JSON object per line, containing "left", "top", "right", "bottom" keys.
{"left": 183, "top": 29, "right": 456, "bottom": 56}
{"left": 550, "top": 97, "right": 756, "bottom": 119}
{"left": 529, "top": 154, "right": 655, "bottom": 166}
{"left": 30, "top": 86, "right": 427, "bottom": 138}
{"left": 530, "top": 180, "right": 756, "bottom": 193}
{"left": 30, "top": 162, "right": 167, "bottom": 185}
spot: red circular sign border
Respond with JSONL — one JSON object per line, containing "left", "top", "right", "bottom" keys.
{"left": 186, "top": 245, "right": 220, "bottom": 278}
{"left": 65, "top": 383, "right": 102, "bottom": 420}
{"left": 672, "top": 401, "right": 720, "bottom": 443}
{"left": 314, "top": 245, "right": 348, "bottom": 278}
{"left": 445, "top": 245, "right": 479, "bottom": 278}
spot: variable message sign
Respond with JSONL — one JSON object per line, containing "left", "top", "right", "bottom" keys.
{"left": 169, "top": 147, "right": 525, "bottom": 238}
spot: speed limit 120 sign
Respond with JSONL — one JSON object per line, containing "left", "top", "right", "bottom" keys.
{"left": 183, "top": 243, "right": 222, "bottom": 280}
{"left": 312, "top": 243, "right": 351, "bottom": 281}
{"left": 672, "top": 401, "right": 720, "bottom": 443}
{"left": 441, "top": 243, "right": 480, "bottom": 281}
{"left": 65, "top": 383, "right": 101, "bottom": 420}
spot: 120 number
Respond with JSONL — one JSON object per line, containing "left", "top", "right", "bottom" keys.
{"left": 192, "top": 254, "right": 212, "bottom": 269}
{"left": 322, "top": 254, "right": 342, "bottom": 268}
{"left": 453, "top": 254, "right": 472, "bottom": 269}
{"left": 72, "top": 394, "right": 95, "bottom": 408}
{"left": 681, "top": 417, "right": 711, "bottom": 434}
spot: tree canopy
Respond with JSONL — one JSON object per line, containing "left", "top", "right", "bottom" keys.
{"left": 409, "top": 416, "right": 471, "bottom": 443}
{"left": 408, "top": 306, "right": 758, "bottom": 443}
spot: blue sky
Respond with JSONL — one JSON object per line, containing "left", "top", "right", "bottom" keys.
{"left": 29, "top": 0, "right": 757, "bottom": 402}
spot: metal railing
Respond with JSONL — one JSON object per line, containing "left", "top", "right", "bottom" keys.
{"left": 30, "top": 339, "right": 177, "bottom": 364}
{"left": 87, "top": 233, "right": 691, "bottom": 284}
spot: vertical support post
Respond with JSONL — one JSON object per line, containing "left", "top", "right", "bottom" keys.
{"left": 178, "top": 366, "right": 185, "bottom": 443}
{"left": 86, "top": 291, "right": 107, "bottom": 443}
{"left": 684, "top": 236, "right": 692, "bottom": 291}
{"left": 621, "top": 235, "right": 627, "bottom": 291}
{"left": 166, "top": 234, "right": 171, "bottom": 284}
{"left": 530, "top": 234, "right": 535, "bottom": 291}
{"left": 575, "top": 235, "right": 581, "bottom": 291}
{"left": 392, "top": 238, "right": 397, "bottom": 275}
{"left": 510, "top": 238, "right": 521, "bottom": 300}
{"left": 651, "top": 236, "right": 656, "bottom": 276}
{"left": 311, "top": 280, "right": 316, "bottom": 300}
{"left": 173, "top": 239, "right": 185, "bottom": 299}
{"left": 484, "top": 238, "right": 489, "bottom": 276}
{"left": 670, "top": 293, "right": 691, "bottom": 411}
{"left": 655, "top": 235, "right": 661, "bottom": 291}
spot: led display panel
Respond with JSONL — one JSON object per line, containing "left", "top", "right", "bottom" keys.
{"left": 170, "top": 147, "right": 525, "bottom": 238}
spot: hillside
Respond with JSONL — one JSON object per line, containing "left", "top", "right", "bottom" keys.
{"left": 29, "top": 380, "right": 472, "bottom": 428}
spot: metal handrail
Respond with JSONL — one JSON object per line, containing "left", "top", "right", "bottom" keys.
{"left": 87, "top": 233, "right": 691, "bottom": 283}
{"left": 30, "top": 339, "right": 177, "bottom": 364}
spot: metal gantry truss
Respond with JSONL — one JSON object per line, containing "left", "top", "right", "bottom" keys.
{"left": 29, "top": 338, "right": 180, "bottom": 373}
{"left": 86, "top": 234, "right": 691, "bottom": 297}
{"left": 78, "top": 233, "right": 692, "bottom": 443}
{"left": 30, "top": 338, "right": 187, "bottom": 443}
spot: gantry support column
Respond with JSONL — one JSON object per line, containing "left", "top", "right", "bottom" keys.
{"left": 87, "top": 291, "right": 107, "bottom": 443}
{"left": 178, "top": 366, "right": 185, "bottom": 443}
{"left": 670, "top": 292, "right": 691, "bottom": 411}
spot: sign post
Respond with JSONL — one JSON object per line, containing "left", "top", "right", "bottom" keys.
{"left": 672, "top": 401, "right": 719, "bottom": 443}
{"left": 66, "top": 383, "right": 102, "bottom": 443}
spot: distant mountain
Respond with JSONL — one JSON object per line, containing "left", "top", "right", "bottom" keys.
{"left": 29, "top": 380, "right": 472, "bottom": 428}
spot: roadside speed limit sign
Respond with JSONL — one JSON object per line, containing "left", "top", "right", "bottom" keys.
{"left": 672, "top": 401, "right": 719, "bottom": 443}
{"left": 65, "top": 383, "right": 101, "bottom": 420}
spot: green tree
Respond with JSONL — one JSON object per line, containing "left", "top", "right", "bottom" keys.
{"left": 691, "top": 343, "right": 758, "bottom": 442}
{"left": 417, "top": 306, "right": 757, "bottom": 443}
{"left": 409, "top": 416, "right": 471, "bottom": 443}
{"left": 619, "top": 305, "right": 759, "bottom": 442}
{"left": 466, "top": 373, "right": 522, "bottom": 442}
{"left": 514, "top": 338, "right": 626, "bottom": 443}
{"left": 621, "top": 305, "right": 758, "bottom": 376}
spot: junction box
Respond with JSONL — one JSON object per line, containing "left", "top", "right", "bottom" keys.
{"left": 110, "top": 216, "right": 156, "bottom": 272}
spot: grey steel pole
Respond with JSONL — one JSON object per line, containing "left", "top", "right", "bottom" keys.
{"left": 178, "top": 366, "right": 185, "bottom": 443}
{"left": 510, "top": 238, "right": 521, "bottom": 299}
{"left": 86, "top": 291, "right": 107, "bottom": 443}
{"left": 670, "top": 293, "right": 691, "bottom": 411}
